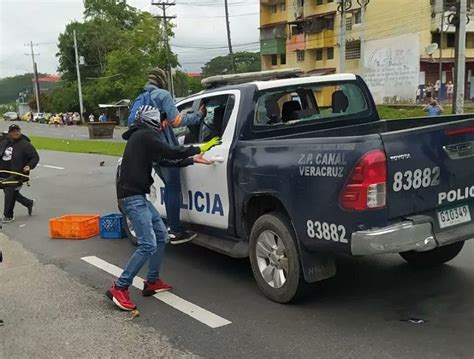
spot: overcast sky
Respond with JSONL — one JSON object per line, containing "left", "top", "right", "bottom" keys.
{"left": 0, "top": 0, "right": 259, "bottom": 78}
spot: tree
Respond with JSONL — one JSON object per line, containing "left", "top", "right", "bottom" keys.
{"left": 53, "top": 2, "right": 178, "bottom": 114}
{"left": 0, "top": 73, "right": 46, "bottom": 105}
{"left": 202, "top": 52, "right": 261, "bottom": 77}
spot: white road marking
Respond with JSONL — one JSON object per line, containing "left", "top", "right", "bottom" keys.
{"left": 81, "top": 255, "right": 232, "bottom": 328}
{"left": 38, "top": 164, "right": 65, "bottom": 170}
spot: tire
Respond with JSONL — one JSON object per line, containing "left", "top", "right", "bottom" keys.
{"left": 116, "top": 163, "right": 138, "bottom": 247}
{"left": 249, "top": 212, "right": 303, "bottom": 303}
{"left": 123, "top": 213, "right": 138, "bottom": 247}
{"left": 399, "top": 241, "right": 464, "bottom": 268}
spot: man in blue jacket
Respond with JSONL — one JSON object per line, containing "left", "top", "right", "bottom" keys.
{"left": 133, "top": 67, "right": 207, "bottom": 244}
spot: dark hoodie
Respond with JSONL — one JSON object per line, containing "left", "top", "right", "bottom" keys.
{"left": 117, "top": 125, "right": 200, "bottom": 199}
{"left": 0, "top": 134, "right": 39, "bottom": 177}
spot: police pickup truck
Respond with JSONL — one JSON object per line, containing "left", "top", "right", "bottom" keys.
{"left": 120, "top": 70, "right": 474, "bottom": 303}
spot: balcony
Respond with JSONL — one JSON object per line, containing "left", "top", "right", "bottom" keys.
{"left": 306, "top": 30, "right": 335, "bottom": 50}
{"left": 286, "top": 33, "right": 305, "bottom": 52}
{"left": 261, "top": 38, "right": 287, "bottom": 55}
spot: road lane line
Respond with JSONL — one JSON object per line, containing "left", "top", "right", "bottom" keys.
{"left": 38, "top": 164, "right": 65, "bottom": 170}
{"left": 81, "top": 255, "right": 232, "bottom": 328}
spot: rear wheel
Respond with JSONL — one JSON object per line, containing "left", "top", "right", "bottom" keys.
{"left": 399, "top": 241, "right": 464, "bottom": 267}
{"left": 249, "top": 212, "right": 303, "bottom": 303}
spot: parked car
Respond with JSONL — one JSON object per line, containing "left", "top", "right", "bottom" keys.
{"left": 33, "top": 113, "right": 44, "bottom": 122}
{"left": 3, "top": 112, "right": 19, "bottom": 121}
{"left": 118, "top": 71, "right": 474, "bottom": 303}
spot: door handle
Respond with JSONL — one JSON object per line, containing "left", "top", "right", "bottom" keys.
{"left": 210, "top": 156, "right": 225, "bottom": 163}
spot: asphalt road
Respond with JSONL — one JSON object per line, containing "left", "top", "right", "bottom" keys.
{"left": 1, "top": 149, "right": 473, "bottom": 358}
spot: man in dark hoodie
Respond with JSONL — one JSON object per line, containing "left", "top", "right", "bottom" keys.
{"left": 0, "top": 124, "right": 39, "bottom": 223}
{"left": 130, "top": 67, "right": 207, "bottom": 245}
{"left": 108, "top": 105, "right": 220, "bottom": 311}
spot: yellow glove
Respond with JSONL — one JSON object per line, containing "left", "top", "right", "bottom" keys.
{"left": 199, "top": 137, "right": 222, "bottom": 153}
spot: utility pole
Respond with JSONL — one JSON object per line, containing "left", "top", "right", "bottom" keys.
{"left": 438, "top": 10, "right": 445, "bottom": 104}
{"left": 26, "top": 41, "right": 41, "bottom": 113}
{"left": 224, "top": 0, "right": 236, "bottom": 73}
{"left": 73, "top": 29, "right": 85, "bottom": 123}
{"left": 337, "top": 0, "right": 353, "bottom": 73}
{"left": 453, "top": 0, "right": 467, "bottom": 114}
{"left": 357, "top": 0, "right": 370, "bottom": 77}
{"left": 152, "top": 1, "right": 176, "bottom": 97}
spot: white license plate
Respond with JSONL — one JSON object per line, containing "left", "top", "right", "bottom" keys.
{"left": 437, "top": 204, "right": 471, "bottom": 229}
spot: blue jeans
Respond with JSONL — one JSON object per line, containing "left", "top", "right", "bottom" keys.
{"left": 155, "top": 165, "right": 184, "bottom": 233}
{"left": 116, "top": 195, "right": 169, "bottom": 288}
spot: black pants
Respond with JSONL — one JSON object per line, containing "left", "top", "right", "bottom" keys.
{"left": 3, "top": 187, "right": 32, "bottom": 218}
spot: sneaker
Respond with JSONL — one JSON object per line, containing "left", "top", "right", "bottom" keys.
{"left": 106, "top": 283, "right": 136, "bottom": 311}
{"left": 142, "top": 279, "right": 172, "bottom": 296}
{"left": 169, "top": 230, "right": 197, "bottom": 245}
{"left": 2, "top": 217, "right": 15, "bottom": 223}
{"left": 27, "top": 200, "right": 34, "bottom": 216}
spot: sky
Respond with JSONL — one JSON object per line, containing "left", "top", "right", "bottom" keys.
{"left": 0, "top": 0, "right": 259, "bottom": 78}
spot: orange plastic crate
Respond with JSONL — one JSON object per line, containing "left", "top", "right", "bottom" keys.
{"left": 49, "top": 214, "right": 100, "bottom": 239}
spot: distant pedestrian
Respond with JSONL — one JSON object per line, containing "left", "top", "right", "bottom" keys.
{"left": 446, "top": 81, "right": 454, "bottom": 100}
{"left": 425, "top": 83, "right": 433, "bottom": 102}
{"left": 73, "top": 112, "right": 80, "bottom": 125}
{"left": 99, "top": 113, "right": 107, "bottom": 123}
{"left": 0, "top": 124, "right": 39, "bottom": 223}
{"left": 89, "top": 113, "right": 95, "bottom": 122}
{"left": 424, "top": 100, "right": 444, "bottom": 116}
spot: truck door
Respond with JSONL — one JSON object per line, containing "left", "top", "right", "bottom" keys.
{"left": 176, "top": 90, "right": 240, "bottom": 229}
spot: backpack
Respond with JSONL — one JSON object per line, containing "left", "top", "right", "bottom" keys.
{"left": 127, "top": 89, "right": 152, "bottom": 127}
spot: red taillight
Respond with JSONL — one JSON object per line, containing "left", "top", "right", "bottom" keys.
{"left": 339, "top": 149, "right": 387, "bottom": 210}
{"left": 446, "top": 126, "right": 474, "bottom": 136}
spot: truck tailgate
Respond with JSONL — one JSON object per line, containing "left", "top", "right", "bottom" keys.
{"left": 381, "top": 118, "right": 474, "bottom": 220}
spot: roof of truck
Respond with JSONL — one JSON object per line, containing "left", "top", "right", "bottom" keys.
{"left": 252, "top": 73, "right": 357, "bottom": 90}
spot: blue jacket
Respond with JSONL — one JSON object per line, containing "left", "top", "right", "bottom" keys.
{"left": 145, "top": 84, "right": 203, "bottom": 145}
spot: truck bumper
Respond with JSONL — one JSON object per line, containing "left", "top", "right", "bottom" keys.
{"left": 351, "top": 218, "right": 474, "bottom": 256}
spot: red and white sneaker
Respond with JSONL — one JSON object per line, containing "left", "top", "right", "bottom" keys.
{"left": 142, "top": 279, "right": 172, "bottom": 296}
{"left": 106, "top": 283, "right": 137, "bottom": 311}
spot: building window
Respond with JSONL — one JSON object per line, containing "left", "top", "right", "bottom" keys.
{"left": 354, "top": 9, "right": 361, "bottom": 24}
{"left": 296, "top": 50, "right": 305, "bottom": 62}
{"left": 316, "top": 49, "right": 323, "bottom": 61}
{"left": 447, "top": 33, "right": 455, "bottom": 47}
{"left": 316, "top": 0, "right": 323, "bottom": 5}
{"left": 271, "top": 54, "right": 278, "bottom": 66}
{"left": 327, "top": 47, "right": 334, "bottom": 59}
{"left": 467, "top": 33, "right": 474, "bottom": 48}
{"left": 345, "top": 40, "right": 361, "bottom": 59}
{"left": 326, "top": 17, "right": 334, "bottom": 30}
{"left": 346, "top": 16, "right": 353, "bottom": 31}
{"left": 432, "top": 32, "right": 441, "bottom": 48}
{"left": 280, "top": 54, "right": 287, "bottom": 65}
{"left": 271, "top": 4, "right": 277, "bottom": 13}
{"left": 279, "top": 2, "right": 286, "bottom": 11}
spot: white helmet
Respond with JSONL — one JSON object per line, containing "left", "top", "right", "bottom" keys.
{"left": 135, "top": 105, "right": 161, "bottom": 132}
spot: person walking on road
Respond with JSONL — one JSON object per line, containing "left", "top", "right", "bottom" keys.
{"left": 108, "top": 105, "right": 220, "bottom": 311}
{"left": 0, "top": 124, "right": 39, "bottom": 223}
{"left": 129, "top": 67, "right": 208, "bottom": 245}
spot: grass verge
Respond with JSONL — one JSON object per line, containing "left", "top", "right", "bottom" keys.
{"left": 30, "top": 136, "right": 125, "bottom": 157}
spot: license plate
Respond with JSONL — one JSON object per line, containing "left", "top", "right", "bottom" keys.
{"left": 437, "top": 204, "right": 471, "bottom": 229}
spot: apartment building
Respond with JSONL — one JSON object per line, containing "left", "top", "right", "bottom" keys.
{"left": 260, "top": 0, "right": 474, "bottom": 102}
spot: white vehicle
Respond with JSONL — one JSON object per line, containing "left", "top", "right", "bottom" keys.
{"left": 33, "top": 113, "right": 44, "bottom": 122}
{"left": 3, "top": 112, "right": 19, "bottom": 121}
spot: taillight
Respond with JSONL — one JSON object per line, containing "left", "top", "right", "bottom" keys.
{"left": 339, "top": 149, "right": 387, "bottom": 210}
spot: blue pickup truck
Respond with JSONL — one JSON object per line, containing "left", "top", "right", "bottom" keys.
{"left": 120, "top": 72, "right": 474, "bottom": 303}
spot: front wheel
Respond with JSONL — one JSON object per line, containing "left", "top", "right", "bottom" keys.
{"left": 122, "top": 213, "right": 138, "bottom": 247}
{"left": 399, "top": 241, "right": 464, "bottom": 267}
{"left": 249, "top": 212, "right": 303, "bottom": 303}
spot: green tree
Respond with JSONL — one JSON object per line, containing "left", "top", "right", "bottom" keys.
{"left": 201, "top": 52, "right": 261, "bottom": 77}
{"left": 0, "top": 73, "right": 46, "bottom": 105}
